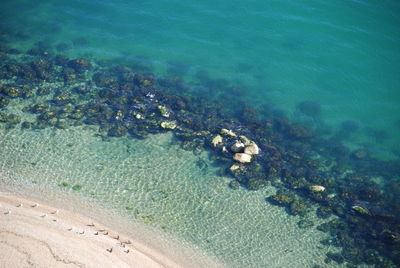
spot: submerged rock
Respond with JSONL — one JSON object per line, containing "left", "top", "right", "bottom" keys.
{"left": 3, "top": 86, "right": 22, "bottom": 97}
{"left": 229, "top": 163, "right": 245, "bottom": 175}
{"left": 351, "top": 205, "right": 370, "bottom": 216}
{"left": 228, "top": 180, "right": 241, "bottom": 190}
{"left": 233, "top": 153, "right": 252, "bottom": 163}
{"left": 268, "top": 192, "right": 294, "bottom": 206}
{"left": 211, "top": 135, "right": 223, "bottom": 147}
{"left": 0, "top": 96, "right": 10, "bottom": 108}
{"left": 68, "top": 58, "right": 92, "bottom": 73}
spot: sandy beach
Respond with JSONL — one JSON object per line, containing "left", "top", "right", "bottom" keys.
{"left": 0, "top": 193, "right": 199, "bottom": 268}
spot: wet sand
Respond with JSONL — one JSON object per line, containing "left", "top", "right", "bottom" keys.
{"left": 0, "top": 193, "right": 200, "bottom": 268}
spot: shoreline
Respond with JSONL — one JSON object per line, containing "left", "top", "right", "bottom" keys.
{"left": 0, "top": 191, "right": 222, "bottom": 268}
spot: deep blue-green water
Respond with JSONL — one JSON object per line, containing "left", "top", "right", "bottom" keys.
{"left": 1, "top": 1, "right": 400, "bottom": 267}
{"left": 2, "top": 0, "right": 400, "bottom": 159}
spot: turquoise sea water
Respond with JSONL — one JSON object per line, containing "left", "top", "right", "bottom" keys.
{"left": 2, "top": 0, "right": 400, "bottom": 159}
{"left": 1, "top": 0, "right": 400, "bottom": 267}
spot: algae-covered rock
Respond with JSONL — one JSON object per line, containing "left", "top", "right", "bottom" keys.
{"left": 68, "top": 58, "right": 91, "bottom": 73}
{"left": 233, "top": 153, "right": 252, "bottom": 163}
{"left": 228, "top": 180, "right": 241, "bottom": 190}
{"left": 231, "top": 140, "right": 244, "bottom": 153}
{"left": 0, "top": 113, "right": 21, "bottom": 124}
{"left": 247, "top": 178, "right": 268, "bottom": 190}
{"left": 297, "top": 219, "right": 314, "bottom": 229}
{"left": 157, "top": 105, "right": 170, "bottom": 118}
{"left": 108, "top": 125, "right": 128, "bottom": 137}
{"left": 289, "top": 200, "right": 309, "bottom": 216}
{"left": 239, "top": 135, "right": 251, "bottom": 145}
{"left": 244, "top": 143, "right": 260, "bottom": 155}
{"left": 229, "top": 164, "right": 245, "bottom": 175}
{"left": 351, "top": 205, "right": 370, "bottom": 215}
{"left": 220, "top": 128, "right": 236, "bottom": 137}
{"left": 160, "top": 121, "right": 177, "bottom": 130}
{"left": 211, "top": 134, "right": 223, "bottom": 147}
{"left": 268, "top": 192, "right": 294, "bottom": 206}
{"left": 0, "top": 96, "right": 10, "bottom": 108}
{"left": 3, "top": 86, "right": 22, "bottom": 97}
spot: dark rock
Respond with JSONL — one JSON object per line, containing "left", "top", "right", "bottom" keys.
{"left": 326, "top": 252, "right": 344, "bottom": 264}
{"left": 297, "top": 219, "right": 314, "bottom": 229}
{"left": 228, "top": 180, "right": 241, "bottom": 190}
{"left": 0, "top": 96, "right": 10, "bottom": 108}
{"left": 3, "top": 86, "right": 22, "bottom": 97}
{"left": 352, "top": 149, "right": 369, "bottom": 160}
{"left": 68, "top": 58, "right": 91, "bottom": 73}
{"left": 289, "top": 200, "right": 309, "bottom": 216}
{"left": 108, "top": 124, "right": 127, "bottom": 137}
{"left": 268, "top": 191, "right": 295, "bottom": 206}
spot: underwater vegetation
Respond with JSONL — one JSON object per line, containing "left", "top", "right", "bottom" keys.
{"left": 0, "top": 40, "right": 399, "bottom": 267}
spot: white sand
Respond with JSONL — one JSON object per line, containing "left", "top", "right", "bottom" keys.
{"left": 0, "top": 193, "right": 215, "bottom": 268}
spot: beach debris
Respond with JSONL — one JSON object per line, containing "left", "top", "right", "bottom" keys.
{"left": 113, "top": 235, "right": 120, "bottom": 240}
{"left": 124, "top": 249, "right": 130, "bottom": 253}
{"left": 106, "top": 248, "right": 113, "bottom": 253}
{"left": 211, "top": 135, "right": 223, "bottom": 147}
{"left": 51, "top": 210, "right": 59, "bottom": 214}
{"left": 103, "top": 231, "right": 109, "bottom": 235}
{"left": 87, "top": 223, "right": 95, "bottom": 227}
{"left": 233, "top": 153, "right": 252, "bottom": 163}
{"left": 53, "top": 219, "right": 58, "bottom": 222}
{"left": 94, "top": 232, "right": 99, "bottom": 235}
{"left": 16, "top": 203, "right": 23, "bottom": 207}
{"left": 4, "top": 210, "right": 11, "bottom": 215}
{"left": 32, "top": 203, "right": 39, "bottom": 208}
{"left": 40, "top": 214, "right": 47, "bottom": 218}
{"left": 78, "top": 230, "right": 85, "bottom": 235}
{"left": 67, "top": 228, "right": 73, "bottom": 231}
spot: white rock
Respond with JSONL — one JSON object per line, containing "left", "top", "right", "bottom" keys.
{"left": 244, "top": 143, "right": 260, "bottom": 155}
{"left": 231, "top": 141, "right": 245, "bottom": 153}
{"left": 211, "top": 135, "right": 223, "bottom": 147}
{"left": 233, "top": 153, "right": 252, "bottom": 163}
{"left": 309, "top": 185, "right": 325, "bottom": 192}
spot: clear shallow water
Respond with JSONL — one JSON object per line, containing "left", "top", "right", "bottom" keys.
{"left": 1, "top": 0, "right": 400, "bottom": 267}
{"left": 2, "top": 0, "right": 400, "bottom": 159}
{"left": 0, "top": 125, "right": 341, "bottom": 267}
